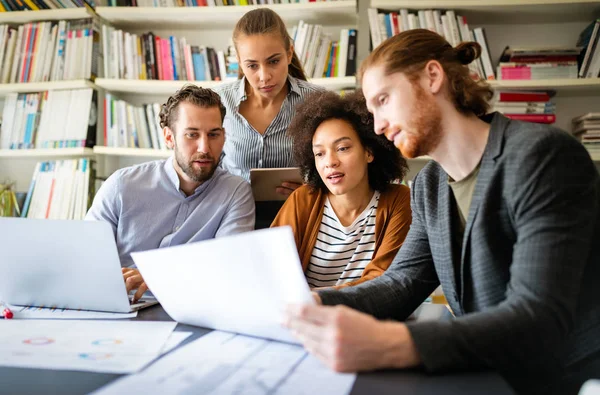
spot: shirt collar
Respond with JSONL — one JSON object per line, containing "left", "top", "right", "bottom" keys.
{"left": 164, "top": 156, "right": 223, "bottom": 198}
{"left": 234, "top": 75, "right": 302, "bottom": 106}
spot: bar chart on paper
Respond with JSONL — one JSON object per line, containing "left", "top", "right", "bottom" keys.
{"left": 92, "top": 331, "right": 357, "bottom": 395}
{"left": 0, "top": 320, "right": 176, "bottom": 373}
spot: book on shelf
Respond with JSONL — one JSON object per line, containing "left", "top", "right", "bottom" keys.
{"left": 492, "top": 91, "right": 556, "bottom": 125}
{"left": 366, "top": 8, "right": 493, "bottom": 81}
{"left": 97, "top": 0, "right": 338, "bottom": 7}
{"left": 20, "top": 158, "right": 95, "bottom": 221}
{"left": 104, "top": 93, "right": 168, "bottom": 150}
{"left": 572, "top": 113, "right": 600, "bottom": 147}
{"left": 576, "top": 19, "right": 600, "bottom": 79}
{"left": 102, "top": 26, "right": 239, "bottom": 82}
{"left": 292, "top": 21, "right": 357, "bottom": 78}
{"left": 0, "top": 0, "right": 90, "bottom": 11}
{"left": 496, "top": 46, "right": 581, "bottom": 81}
{"left": 0, "top": 17, "right": 102, "bottom": 83}
{"left": 0, "top": 88, "right": 97, "bottom": 150}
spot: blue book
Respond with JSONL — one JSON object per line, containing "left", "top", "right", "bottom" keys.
{"left": 192, "top": 48, "right": 206, "bottom": 81}
{"left": 170, "top": 36, "right": 178, "bottom": 81}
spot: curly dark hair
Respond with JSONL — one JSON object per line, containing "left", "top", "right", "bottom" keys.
{"left": 159, "top": 84, "right": 226, "bottom": 129}
{"left": 289, "top": 90, "right": 409, "bottom": 193}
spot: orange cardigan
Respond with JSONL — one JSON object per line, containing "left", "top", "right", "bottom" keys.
{"left": 271, "top": 184, "right": 412, "bottom": 288}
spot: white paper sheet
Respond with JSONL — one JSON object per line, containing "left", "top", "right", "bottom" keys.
{"left": 8, "top": 304, "right": 138, "bottom": 319}
{"left": 92, "top": 331, "right": 357, "bottom": 395}
{"left": 0, "top": 320, "right": 176, "bottom": 373}
{"left": 159, "top": 331, "right": 193, "bottom": 355}
{"left": 132, "top": 226, "right": 315, "bottom": 344}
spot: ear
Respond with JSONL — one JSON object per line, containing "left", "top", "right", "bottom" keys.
{"left": 423, "top": 60, "right": 445, "bottom": 95}
{"left": 366, "top": 148, "right": 374, "bottom": 164}
{"left": 287, "top": 44, "right": 294, "bottom": 65}
{"left": 164, "top": 126, "right": 175, "bottom": 149}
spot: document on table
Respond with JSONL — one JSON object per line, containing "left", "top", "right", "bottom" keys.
{"left": 8, "top": 304, "right": 138, "bottom": 319}
{"left": 0, "top": 320, "right": 176, "bottom": 373}
{"left": 93, "top": 331, "right": 357, "bottom": 395}
{"left": 159, "top": 331, "right": 193, "bottom": 355}
{"left": 132, "top": 226, "right": 315, "bottom": 344}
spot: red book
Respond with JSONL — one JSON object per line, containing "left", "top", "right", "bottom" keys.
{"left": 497, "top": 91, "right": 551, "bottom": 102}
{"left": 504, "top": 113, "right": 556, "bottom": 124}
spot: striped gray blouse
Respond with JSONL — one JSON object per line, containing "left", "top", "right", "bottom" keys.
{"left": 213, "top": 76, "right": 324, "bottom": 181}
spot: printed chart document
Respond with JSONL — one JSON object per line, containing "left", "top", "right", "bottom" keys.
{"left": 0, "top": 320, "right": 176, "bottom": 373}
{"left": 9, "top": 304, "right": 138, "bottom": 319}
{"left": 93, "top": 331, "right": 357, "bottom": 395}
{"left": 133, "top": 226, "right": 315, "bottom": 344}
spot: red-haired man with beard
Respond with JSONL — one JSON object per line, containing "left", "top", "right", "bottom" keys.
{"left": 284, "top": 30, "right": 600, "bottom": 395}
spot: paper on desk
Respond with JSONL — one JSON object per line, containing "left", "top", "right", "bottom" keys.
{"left": 0, "top": 320, "right": 176, "bottom": 374}
{"left": 580, "top": 380, "right": 600, "bottom": 395}
{"left": 160, "top": 331, "right": 192, "bottom": 355}
{"left": 9, "top": 304, "right": 138, "bottom": 319}
{"left": 92, "top": 330, "right": 356, "bottom": 395}
{"left": 132, "top": 226, "right": 314, "bottom": 344}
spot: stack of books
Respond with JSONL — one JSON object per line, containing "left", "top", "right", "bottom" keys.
{"left": 292, "top": 22, "right": 357, "bottom": 79}
{"left": 492, "top": 91, "right": 556, "bottom": 124}
{"left": 21, "top": 159, "right": 95, "bottom": 220}
{"left": 496, "top": 46, "right": 581, "bottom": 80}
{"left": 103, "top": 94, "right": 167, "bottom": 149}
{"left": 0, "top": 88, "right": 97, "bottom": 150}
{"left": 572, "top": 113, "right": 600, "bottom": 152}
{"left": 102, "top": 27, "right": 238, "bottom": 81}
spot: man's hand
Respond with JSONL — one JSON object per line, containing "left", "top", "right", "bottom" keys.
{"left": 284, "top": 304, "right": 421, "bottom": 372}
{"left": 276, "top": 181, "right": 302, "bottom": 197}
{"left": 122, "top": 267, "right": 148, "bottom": 303}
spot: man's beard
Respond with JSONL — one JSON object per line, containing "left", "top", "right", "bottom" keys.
{"left": 396, "top": 85, "right": 443, "bottom": 159}
{"left": 175, "top": 149, "right": 217, "bottom": 183}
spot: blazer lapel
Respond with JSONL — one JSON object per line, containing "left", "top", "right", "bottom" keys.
{"left": 459, "top": 113, "right": 509, "bottom": 304}
{"left": 437, "top": 170, "right": 463, "bottom": 316}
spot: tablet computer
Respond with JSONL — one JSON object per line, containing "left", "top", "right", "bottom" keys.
{"left": 250, "top": 167, "right": 303, "bottom": 201}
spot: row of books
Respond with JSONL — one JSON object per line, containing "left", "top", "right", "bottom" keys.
{"left": 102, "top": 26, "right": 237, "bottom": 81}
{"left": 0, "top": 18, "right": 101, "bottom": 84}
{"left": 0, "top": 0, "right": 87, "bottom": 11}
{"left": 104, "top": 93, "right": 167, "bottom": 149}
{"left": 367, "top": 8, "right": 494, "bottom": 81}
{"left": 497, "top": 46, "right": 580, "bottom": 81}
{"left": 21, "top": 159, "right": 94, "bottom": 220}
{"left": 293, "top": 22, "right": 357, "bottom": 79}
{"left": 573, "top": 113, "right": 600, "bottom": 150}
{"left": 101, "top": 0, "right": 333, "bottom": 7}
{"left": 492, "top": 91, "right": 556, "bottom": 124}
{"left": 0, "top": 88, "right": 97, "bottom": 150}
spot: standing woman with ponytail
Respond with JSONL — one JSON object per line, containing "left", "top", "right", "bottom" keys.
{"left": 213, "top": 8, "right": 324, "bottom": 228}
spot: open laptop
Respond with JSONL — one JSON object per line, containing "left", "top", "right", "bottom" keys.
{"left": 0, "top": 217, "right": 157, "bottom": 313}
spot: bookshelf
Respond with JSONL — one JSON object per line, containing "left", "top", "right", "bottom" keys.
{"left": 0, "top": 7, "right": 93, "bottom": 24}
{"left": 0, "top": 80, "right": 97, "bottom": 97}
{"left": 94, "top": 76, "right": 357, "bottom": 95}
{"left": 0, "top": 147, "right": 93, "bottom": 158}
{"left": 95, "top": 1, "right": 358, "bottom": 28}
{"left": 93, "top": 146, "right": 171, "bottom": 158}
{"left": 368, "top": 0, "right": 600, "bottom": 23}
{"left": 490, "top": 79, "right": 600, "bottom": 96}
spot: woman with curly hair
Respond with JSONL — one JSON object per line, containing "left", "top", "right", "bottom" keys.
{"left": 271, "top": 90, "right": 412, "bottom": 289}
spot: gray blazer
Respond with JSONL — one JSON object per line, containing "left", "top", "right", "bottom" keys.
{"left": 319, "top": 113, "right": 600, "bottom": 393}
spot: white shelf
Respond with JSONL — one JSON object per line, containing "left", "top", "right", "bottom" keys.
{"left": 0, "top": 7, "right": 94, "bottom": 24}
{"left": 587, "top": 149, "right": 600, "bottom": 162}
{"left": 94, "top": 76, "right": 356, "bottom": 95}
{"left": 0, "top": 147, "right": 94, "bottom": 158}
{"left": 93, "top": 146, "right": 172, "bottom": 158}
{"left": 490, "top": 79, "right": 600, "bottom": 96}
{"left": 95, "top": 1, "right": 357, "bottom": 29}
{"left": 369, "top": 0, "right": 600, "bottom": 23}
{"left": 0, "top": 80, "right": 97, "bottom": 97}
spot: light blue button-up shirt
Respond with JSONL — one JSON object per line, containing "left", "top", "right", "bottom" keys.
{"left": 86, "top": 157, "right": 255, "bottom": 267}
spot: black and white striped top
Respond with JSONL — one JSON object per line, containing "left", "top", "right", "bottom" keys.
{"left": 213, "top": 76, "right": 324, "bottom": 181}
{"left": 306, "top": 191, "right": 381, "bottom": 288}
